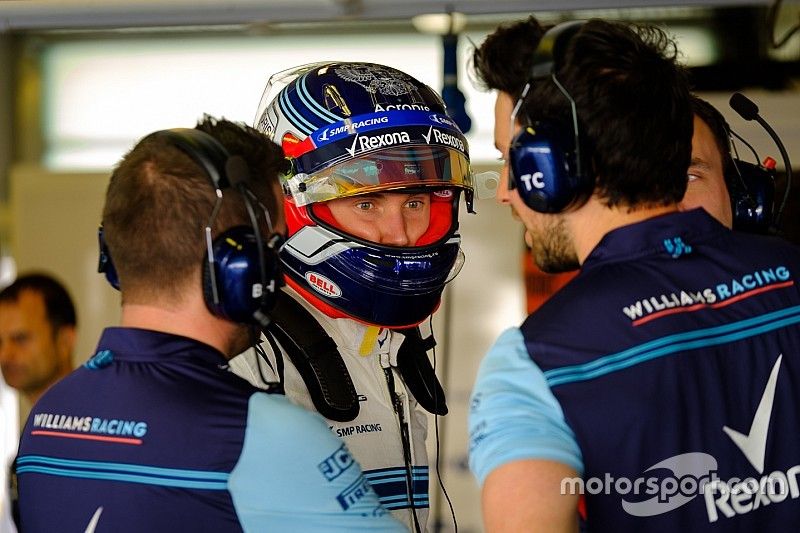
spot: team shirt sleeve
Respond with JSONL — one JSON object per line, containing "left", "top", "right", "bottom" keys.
{"left": 229, "top": 393, "right": 406, "bottom": 532}
{"left": 468, "top": 327, "right": 584, "bottom": 486}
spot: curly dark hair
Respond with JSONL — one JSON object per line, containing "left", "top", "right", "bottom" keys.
{"left": 470, "top": 16, "right": 547, "bottom": 99}
{"left": 523, "top": 19, "right": 693, "bottom": 209}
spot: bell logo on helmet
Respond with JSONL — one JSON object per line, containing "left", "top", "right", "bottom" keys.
{"left": 306, "top": 272, "right": 342, "bottom": 298}
{"left": 252, "top": 283, "right": 263, "bottom": 298}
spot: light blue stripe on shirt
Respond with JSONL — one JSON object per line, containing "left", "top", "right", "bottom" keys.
{"left": 468, "top": 328, "right": 583, "bottom": 486}
{"left": 544, "top": 304, "right": 800, "bottom": 386}
{"left": 15, "top": 455, "right": 228, "bottom": 489}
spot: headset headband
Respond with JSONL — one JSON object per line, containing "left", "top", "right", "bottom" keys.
{"left": 530, "top": 21, "right": 586, "bottom": 79}
{"left": 99, "top": 126, "right": 281, "bottom": 326}
{"left": 146, "top": 128, "right": 231, "bottom": 190}
{"left": 507, "top": 20, "right": 593, "bottom": 213}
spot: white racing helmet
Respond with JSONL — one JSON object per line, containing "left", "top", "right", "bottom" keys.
{"left": 255, "top": 61, "right": 475, "bottom": 328}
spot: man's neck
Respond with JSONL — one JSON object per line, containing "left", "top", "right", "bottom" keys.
{"left": 120, "top": 296, "right": 235, "bottom": 357}
{"left": 570, "top": 197, "right": 679, "bottom": 265}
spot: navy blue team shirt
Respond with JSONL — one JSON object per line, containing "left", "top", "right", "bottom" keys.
{"left": 470, "top": 209, "right": 800, "bottom": 531}
{"left": 16, "top": 328, "right": 404, "bottom": 532}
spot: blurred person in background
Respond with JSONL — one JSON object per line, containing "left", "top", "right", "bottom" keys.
{"left": 0, "top": 273, "right": 76, "bottom": 406}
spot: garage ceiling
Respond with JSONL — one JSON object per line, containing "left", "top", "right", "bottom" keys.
{"left": 0, "top": 0, "right": 777, "bottom": 31}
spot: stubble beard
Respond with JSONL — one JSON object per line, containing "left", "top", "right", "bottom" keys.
{"left": 530, "top": 215, "right": 580, "bottom": 274}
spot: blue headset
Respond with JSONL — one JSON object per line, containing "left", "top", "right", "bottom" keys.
{"left": 727, "top": 92, "right": 791, "bottom": 235}
{"left": 508, "top": 21, "right": 593, "bottom": 213}
{"left": 728, "top": 158, "right": 776, "bottom": 234}
{"left": 98, "top": 128, "right": 283, "bottom": 327}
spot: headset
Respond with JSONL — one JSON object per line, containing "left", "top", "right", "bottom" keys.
{"left": 98, "top": 128, "right": 283, "bottom": 327}
{"left": 727, "top": 149, "right": 777, "bottom": 235}
{"left": 507, "top": 20, "right": 593, "bottom": 213}
{"left": 727, "top": 92, "right": 792, "bottom": 235}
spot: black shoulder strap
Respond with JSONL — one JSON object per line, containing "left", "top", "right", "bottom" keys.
{"left": 264, "top": 291, "right": 360, "bottom": 422}
{"left": 394, "top": 327, "right": 448, "bottom": 416}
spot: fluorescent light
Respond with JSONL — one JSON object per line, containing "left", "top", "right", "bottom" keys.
{"left": 411, "top": 12, "right": 466, "bottom": 35}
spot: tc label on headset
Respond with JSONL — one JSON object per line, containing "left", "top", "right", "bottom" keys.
{"left": 519, "top": 172, "right": 545, "bottom": 190}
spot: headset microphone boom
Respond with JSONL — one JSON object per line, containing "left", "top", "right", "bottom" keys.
{"left": 729, "top": 92, "right": 793, "bottom": 233}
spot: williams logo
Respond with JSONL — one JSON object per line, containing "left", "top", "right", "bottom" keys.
{"left": 30, "top": 412, "right": 148, "bottom": 444}
{"left": 306, "top": 272, "right": 342, "bottom": 298}
{"left": 622, "top": 266, "right": 793, "bottom": 325}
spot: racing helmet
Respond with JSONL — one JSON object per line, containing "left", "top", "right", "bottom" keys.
{"left": 254, "top": 61, "right": 475, "bottom": 328}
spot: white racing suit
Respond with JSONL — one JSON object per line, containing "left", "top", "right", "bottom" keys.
{"left": 229, "top": 287, "right": 432, "bottom": 532}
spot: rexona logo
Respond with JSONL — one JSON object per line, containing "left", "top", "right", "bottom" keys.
{"left": 422, "top": 126, "right": 465, "bottom": 153}
{"left": 305, "top": 272, "right": 342, "bottom": 298}
{"left": 345, "top": 132, "right": 411, "bottom": 157}
{"left": 703, "top": 354, "right": 800, "bottom": 524}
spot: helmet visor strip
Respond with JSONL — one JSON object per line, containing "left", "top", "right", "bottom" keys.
{"left": 283, "top": 108, "right": 473, "bottom": 206}
{"left": 285, "top": 145, "right": 472, "bottom": 206}
{"left": 254, "top": 62, "right": 332, "bottom": 130}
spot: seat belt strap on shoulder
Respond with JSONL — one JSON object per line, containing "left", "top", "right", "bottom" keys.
{"left": 264, "top": 292, "right": 360, "bottom": 422}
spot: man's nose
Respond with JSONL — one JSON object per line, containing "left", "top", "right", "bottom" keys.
{"left": 379, "top": 210, "right": 412, "bottom": 247}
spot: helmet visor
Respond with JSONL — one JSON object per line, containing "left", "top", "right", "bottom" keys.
{"left": 284, "top": 145, "right": 473, "bottom": 206}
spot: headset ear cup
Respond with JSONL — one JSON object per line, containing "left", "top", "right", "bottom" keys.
{"left": 97, "top": 226, "right": 120, "bottom": 290}
{"left": 509, "top": 121, "right": 589, "bottom": 213}
{"left": 205, "top": 226, "right": 280, "bottom": 324}
{"left": 728, "top": 159, "right": 776, "bottom": 234}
